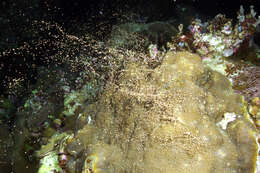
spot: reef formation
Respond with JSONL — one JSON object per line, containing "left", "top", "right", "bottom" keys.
{"left": 0, "top": 2, "right": 260, "bottom": 173}
{"left": 36, "top": 51, "right": 258, "bottom": 173}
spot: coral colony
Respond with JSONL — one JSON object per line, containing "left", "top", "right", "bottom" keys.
{"left": 175, "top": 5, "right": 260, "bottom": 59}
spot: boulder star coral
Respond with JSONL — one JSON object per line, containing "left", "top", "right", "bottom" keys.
{"left": 61, "top": 51, "right": 258, "bottom": 173}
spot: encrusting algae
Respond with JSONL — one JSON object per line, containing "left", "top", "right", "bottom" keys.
{"left": 38, "top": 51, "right": 259, "bottom": 173}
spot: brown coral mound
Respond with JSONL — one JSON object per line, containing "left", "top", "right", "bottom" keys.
{"left": 68, "top": 51, "right": 258, "bottom": 173}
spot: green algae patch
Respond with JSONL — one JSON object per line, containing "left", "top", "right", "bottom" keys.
{"left": 63, "top": 81, "right": 102, "bottom": 117}
{"left": 38, "top": 151, "right": 62, "bottom": 173}
{"left": 36, "top": 132, "right": 73, "bottom": 158}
